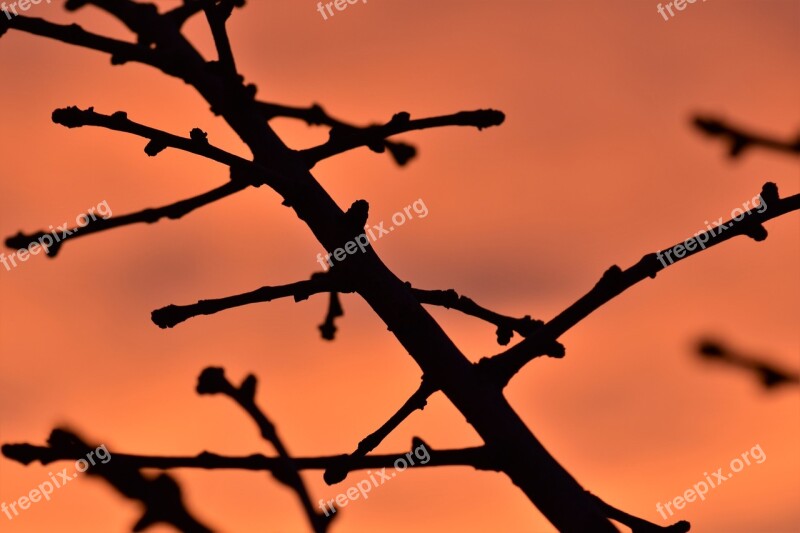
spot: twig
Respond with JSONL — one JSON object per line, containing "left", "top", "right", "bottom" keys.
{"left": 299, "top": 110, "right": 505, "bottom": 167}
{"left": 196, "top": 367, "right": 328, "bottom": 533}
{"left": 697, "top": 339, "right": 800, "bottom": 388}
{"left": 5, "top": 180, "right": 248, "bottom": 258}
{"left": 2, "top": 429, "right": 213, "bottom": 533}
{"left": 487, "top": 183, "right": 800, "bottom": 384}
{"left": 255, "top": 101, "right": 417, "bottom": 166}
{"left": 151, "top": 274, "right": 341, "bottom": 328}
{"left": 693, "top": 116, "right": 800, "bottom": 158}
{"left": 588, "top": 493, "right": 690, "bottom": 533}
{"left": 318, "top": 291, "right": 344, "bottom": 340}
{"left": 324, "top": 380, "right": 438, "bottom": 484}
{"left": 411, "top": 286, "right": 547, "bottom": 346}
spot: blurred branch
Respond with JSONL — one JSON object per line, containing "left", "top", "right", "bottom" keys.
{"left": 299, "top": 110, "right": 505, "bottom": 168}
{"left": 5, "top": 180, "right": 248, "bottom": 258}
{"left": 255, "top": 101, "right": 417, "bottom": 167}
{"left": 487, "top": 182, "right": 800, "bottom": 385}
{"left": 697, "top": 339, "right": 800, "bottom": 389}
{"left": 324, "top": 380, "right": 438, "bottom": 484}
{"left": 693, "top": 116, "right": 800, "bottom": 158}
{"left": 197, "top": 367, "right": 329, "bottom": 533}
{"left": 2, "top": 429, "right": 213, "bottom": 533}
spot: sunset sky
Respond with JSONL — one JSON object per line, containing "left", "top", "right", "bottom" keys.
{"left": 1, "top": 1, "right": 798, "bottom": 532}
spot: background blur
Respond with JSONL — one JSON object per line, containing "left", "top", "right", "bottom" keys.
{"left": 1, "top": 1, "right": 798, "bottom": 531}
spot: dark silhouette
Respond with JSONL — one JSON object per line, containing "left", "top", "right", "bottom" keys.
{"left": 2, "top": 1, "right": 799, "bottom": 532}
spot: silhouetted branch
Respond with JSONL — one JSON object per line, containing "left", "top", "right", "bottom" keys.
{"left": 324, "top": 380, "right": 438, "bottom": 484}
{"left": 697, "top": 339, "right": 800, "bottom": 389}
{"left": 299, "top": 110, "right": 505, "bottom": 167}
{"left": 588, "top": 493, "right": 690, "bottom": 533}
{"left": 412, "top": 286, "right": 548, "bottom": 346}
{"left": 5, "top": 180, "right": 248, "bottom": 258}
{"left": 3, "top": 440, "right": 494, "bottom": 474}
{"left": 51, "top": 106, "right": 269, "bottom": 182}
{"left": 0, "top": 16, "right": 160, "bottom": 68}
{"left": 255, "top": 101, "right": 417, "bottom": 166}
{"left": 202, "top": 0, "right": 243, "bottom": 77}
{"left": 2, "top": 429, "right": 213, "bottom": 533}
{"left": 693, "top": 116, "right": 800, "bottom": 158}
{"left": 488, "top": 182, "right": 800, "bottom": 384}
{"left": 152, "top": 274, "right": 342, "bottom": 328}
{"left": 197, "top": 367, "right": 328, "bottom": 533}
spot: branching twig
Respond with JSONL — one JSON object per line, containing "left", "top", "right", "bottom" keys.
{"left": 299, "top": 110, "right": 505, "bottom": 167}
{"left": 487, "top": 183, "right": 800, "bottom": 385}
{"left": 693, "top": 116, "right": 800, "bottom": 158}
{"left": 588, "top": 493, "right": 690, "bottom": 533}
{"left": 196, "top": 367, "right": 329, "bottom": 533}
{"left": 151, "top": 274, "right": 341, "bottom": 329}
{"left": 2, "top": 429, "right": 213, "bottom": 533}
{"left": 255, "top": 101, "right": 417, "bottom": 166}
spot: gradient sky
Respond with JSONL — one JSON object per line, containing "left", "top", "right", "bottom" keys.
{"left": 1, "top": 1, "right": 799, "bottom": 532}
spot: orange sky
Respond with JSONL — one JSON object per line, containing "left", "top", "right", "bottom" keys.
{"left": 1, "top": 1, "right": 799, "bottom": 532}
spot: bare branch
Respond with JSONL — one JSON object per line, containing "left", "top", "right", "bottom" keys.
{"left": 411, "top": 286, "right": 549, "bottom": 346}
{"left": 151, "top": 274, "right": 341, "bottom": 329}
{"left": 1, "top": 429, "right": 213, "bottom": 533}
{"left": 697, "top": 338, "right": 800, "bottom": 389}
{"left": 299, "top": 110, "right": 505, "bottom": 167}
{"left": 5, "top": 180, "right": 248, "bottom": 258}
{"left": 588, "top": 493, "right": 690, "bottom": 533}
{"left": 201, "top": 0, "right": 242, "bottom": 77}
{"left": 3, "top": 440, "right": 495, "bottom": 474}
{"left": 324, "top": 380, "right": 438, "bottom": 484}
{"left": 51, "top": 106, "right": 269, "bottom": 182}
{"left": 486, "top": 182, "right": 800, "bottom": 385}
{"left": 318, "top": 291, "right": 344, "bottom": 341}
{"left": 196, "top": 367, "right": 329, "bottom": 533}
{"left": 694, "top": 116, "right": 800, "bottom": 158}
{"left": 255, "top": 101, "right": 417, "bottom": 166}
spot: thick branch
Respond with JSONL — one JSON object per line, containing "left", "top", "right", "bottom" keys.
{"left": 5, "top": 180, "right": 247, "bottom": 258}
{"left": 197, "top": 367, "right": 328, "bottom": 533}
{"left": 201, "top": 0, "right": 242, "bottom": 77}
{"left": 299, "top": 110, "right": 505, "bottom": 167}
{"left": 694, "top": 116, "right": 800, "bottom": 158}
{"left": 487, "top": 183, "right": 800, "bottom": 384}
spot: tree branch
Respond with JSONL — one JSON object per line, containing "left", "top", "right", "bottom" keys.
{"left": 196, "top": 367, "right": 329, "bottom": 533}
{"left": 5, "top": 180, "right": 248, "bottom": 258}
{"left": 1, "top": 428, "right": 213, "bottom": 533}
{"left": 697, "top": 338, "right": 800, "bottom": 389}
{"left": 201, "top": 0, "right": 242, "bottom": 77}
{"left": 693, "top": 116, "right": 800, "bottom": 158}
{"left": 151, "top": 274, "right": 342, "bottom": 329}
{"left": 299, "top": 110, "right": 505, "bottom": 167}
{"left": 486, "top": 182, "right": 800, "bottom": 385}
{"left": 324, "top": 380, "right": 438, "bottom": 484}
{"left": 588, "top": 493, "right": 690, "bottom": 533}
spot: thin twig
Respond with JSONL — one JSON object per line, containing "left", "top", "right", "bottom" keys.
{"left": 196, "top": 367, "right": 329, "bottom": 533}
{"left": 486, "top": 183, "right": 800, "bottom": 385}
{"left": 694, "top": 116, "right": 800, "bottom": 158}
